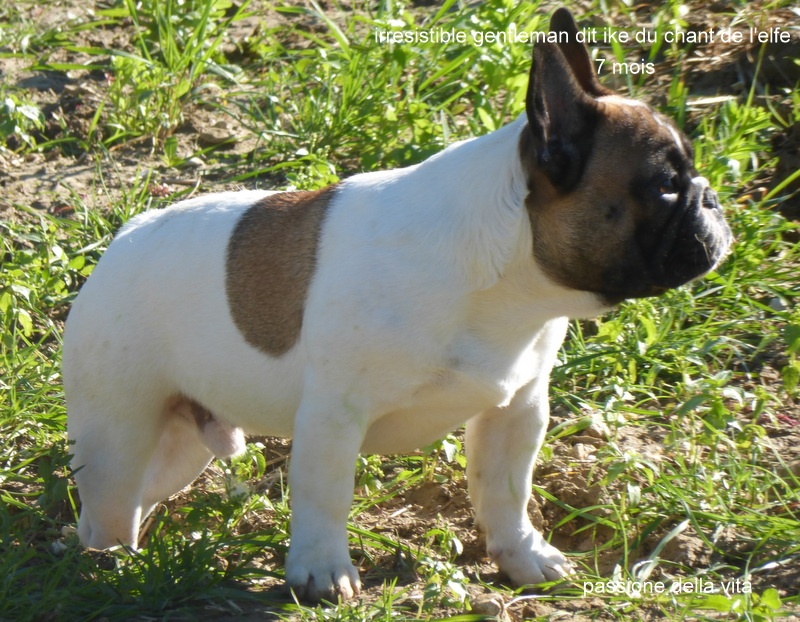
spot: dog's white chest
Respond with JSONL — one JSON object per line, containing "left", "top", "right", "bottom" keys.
{"left": 359, "top": 315, "right": 566, "bottom": 454}
{"left": 360, "top": 368, "right": 503, "bottom": 454}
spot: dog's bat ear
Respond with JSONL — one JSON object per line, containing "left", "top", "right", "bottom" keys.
{"left": 523, "top": 9, "right": 607, "bottom": 192}
{"left": 526, "top": 40, "right": 598, "bottom": 193}
{"left": 548, "top": 8, "right": 609, "bottom": 98}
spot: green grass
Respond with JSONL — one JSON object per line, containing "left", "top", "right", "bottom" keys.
{"left": 1, "top": 0, "right": 799, "bottom": 620}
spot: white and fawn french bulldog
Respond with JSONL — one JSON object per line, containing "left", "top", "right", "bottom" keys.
{"left": 63, "top": 8, "right": 731, "bottom": 601}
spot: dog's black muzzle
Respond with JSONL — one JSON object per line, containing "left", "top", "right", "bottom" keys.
{"left": 647, "top": 177, "right": 732, "bottom": 293}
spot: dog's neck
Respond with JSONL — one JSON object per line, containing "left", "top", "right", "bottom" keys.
{"left": 343, "top": 115, "right": 607, "bottom": 320}
{"left": 394, "top": 115, "right": 532, "bottom": 288}
{"left": 407, "top": 115, "right": 606, "bottom": 317}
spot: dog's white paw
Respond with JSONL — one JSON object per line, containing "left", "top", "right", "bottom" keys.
{"left": 489, "top": 530, "right": 573, "bottom": 586}
{"left": 285, "top": 545, "right": 361, "bottom": 602}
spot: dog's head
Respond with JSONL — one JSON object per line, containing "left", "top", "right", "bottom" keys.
{"left": 521, "top": 8, "right": 732, "bottom": 305}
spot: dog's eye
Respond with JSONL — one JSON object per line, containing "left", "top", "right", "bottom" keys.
{"left": 657, "top": 174, "right": 679, "bottom": 196}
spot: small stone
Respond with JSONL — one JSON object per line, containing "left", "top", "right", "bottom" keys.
{"left": 198, "top": 127, "right": 240, "bottom": 147}
{"left": 571, "top": 443, "right": 596, "bottom": 461}
{"left": 470, "top": 593, "right": 510, "bottom": 621}
{"left": 584, "top": 415, "right": 610, "bottom": 440}
{"left": 769, "top": 297, "right": 787, "bottom": 312}
{"left": 51, "top": 540, "right": 69, "bottom": 555}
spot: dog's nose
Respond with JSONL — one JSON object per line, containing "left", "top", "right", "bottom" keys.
{"left": 701, "top": 186, "right": 720, "bottom": 211}
{"left": 691, "top": 176, "right": 719, "bottom": 211}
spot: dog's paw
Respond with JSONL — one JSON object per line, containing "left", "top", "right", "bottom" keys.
{"left": 285, "top": 547, "right": 361, "bottom": 602}
{"left": 489, "top": 530, "right": 573, "bottom": 586}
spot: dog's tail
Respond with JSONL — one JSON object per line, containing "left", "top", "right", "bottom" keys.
{"left": 170, "top": 395, "right": 246, "bottom": 458}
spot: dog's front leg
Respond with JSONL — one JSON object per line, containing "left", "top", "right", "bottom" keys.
{"left": 285, "top": 387, "right": 364, "bottom": 602}
{"left": 465, "top": 381, "right": 572, "bottom": 586}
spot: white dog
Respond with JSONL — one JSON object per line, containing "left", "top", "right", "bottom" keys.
{"left": 64, "top": 9, "right": 730, "bottom": 601}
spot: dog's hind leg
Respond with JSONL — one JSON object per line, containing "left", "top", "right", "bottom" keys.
{"left": 69, "top": 394, "right": 166, "bottom": 550}
{"left": 71, "top": 394, "right": 240, "bottom": 549}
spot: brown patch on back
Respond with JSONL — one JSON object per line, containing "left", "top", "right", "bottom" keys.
{"left": 226, "top": 186, "right": 338, "bottom": 356}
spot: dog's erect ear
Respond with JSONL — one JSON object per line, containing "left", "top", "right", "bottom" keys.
{"left": 549, "top": 8, "right": 609, "bottom": 98}
{"left": 524, "top": 9, "right": 606, "bottom": 192}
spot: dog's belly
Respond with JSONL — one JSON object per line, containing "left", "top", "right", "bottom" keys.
{"left": 360, "top": 370, "right": 503, "bottom": 454}
{"left": 179, "top": 355, "right": 503, "bottom": 453}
